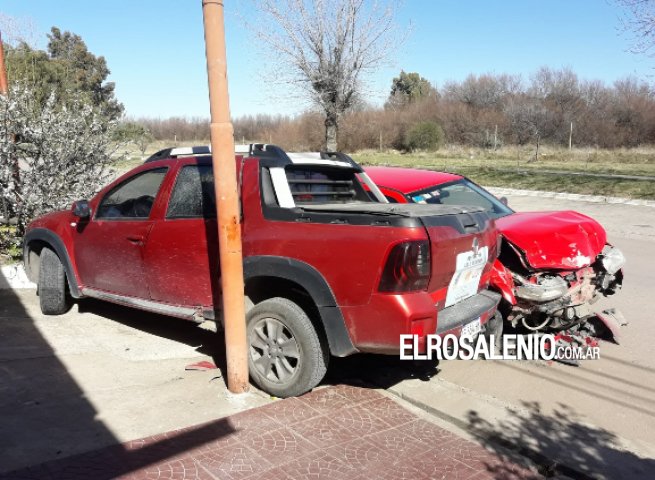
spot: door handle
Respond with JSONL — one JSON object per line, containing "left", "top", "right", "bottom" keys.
{"left": 126, "top": 235, "right": 145, "bottom": 245}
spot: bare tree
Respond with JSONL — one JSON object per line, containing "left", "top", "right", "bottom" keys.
{"left": 504, "top": 96, "right": 555, "bottom": 158}
{"left": 617, "top": 0, "right": 655, "bottom": 57}
{"left": 444, "top": 73, "right": 522, "bottom": 110}
{"left": 0, "top": 13, "right": 38, "bottom": 47}
{"left": 249, "top": 0, "right": 403, "bottom": 150}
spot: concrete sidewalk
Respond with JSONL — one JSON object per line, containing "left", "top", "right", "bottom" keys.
{"left": 0, "top": 385, "right": 538, "bottom": 480}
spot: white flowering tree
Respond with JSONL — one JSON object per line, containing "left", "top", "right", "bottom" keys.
{"left": 0, "top": 85, "right": 122, "bottom": 254}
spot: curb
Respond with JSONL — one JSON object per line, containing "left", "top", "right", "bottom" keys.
{"left": 484, "top": 186, "right": 655, "bottom": 208}
{"left": 1, "top": 263, "right": 36, "bottom": 289}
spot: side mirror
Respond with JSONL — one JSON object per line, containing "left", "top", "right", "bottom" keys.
{"left": 72, "top": 200, "right": 91, "bottom": 219}
{"left": 499, "top": 196, "right": 509, "bottom": 207}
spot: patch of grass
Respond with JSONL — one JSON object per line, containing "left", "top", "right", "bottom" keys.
{"left": 453, "top": 167, "right": 655, "bottom": 199}
{"left": 353, "top": 146, "right": 655, "bottom": 177}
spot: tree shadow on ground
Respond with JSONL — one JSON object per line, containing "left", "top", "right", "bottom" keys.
{"left": 467, "top": 401, "right": 655, "bottom": 480}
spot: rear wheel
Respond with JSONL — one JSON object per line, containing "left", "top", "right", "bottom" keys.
{"left": 38, "top": 247, "right": 71, "bottom": 315}
{"left": 246, "top": 297, "right": 328, "bottom": 398}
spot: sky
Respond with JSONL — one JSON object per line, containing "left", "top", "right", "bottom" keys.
{"left": 2, "top": 0, "right": 652, "bottom": 119}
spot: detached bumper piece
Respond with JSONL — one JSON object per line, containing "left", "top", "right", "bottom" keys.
{"left": 436, "top": 290, "right": 501, "bottom": 334}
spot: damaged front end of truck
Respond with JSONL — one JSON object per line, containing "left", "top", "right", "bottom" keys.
{"left": 491, "top": 211, "right": 626, "bottom": 341}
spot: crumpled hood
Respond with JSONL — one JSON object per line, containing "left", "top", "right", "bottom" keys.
{"left": 496, "top": 211, "right": 607, "bottom": 270}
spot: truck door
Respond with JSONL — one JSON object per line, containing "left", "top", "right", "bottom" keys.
{"left": 74, "top": 167, "right": 168, "bottom": 299}
{"left": 144, "top": 164, "right": 219, "bottom": 308}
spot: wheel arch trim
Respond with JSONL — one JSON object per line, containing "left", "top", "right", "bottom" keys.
{"left": 243, "top": 255, "right": 357, "bottom": 357}
{"left": 23, "top": 228, "right": 82, "bottom": 298}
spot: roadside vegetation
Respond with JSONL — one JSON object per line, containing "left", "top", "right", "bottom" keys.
{"left": 127, "top": 66, "right": 655, "bottom": 199}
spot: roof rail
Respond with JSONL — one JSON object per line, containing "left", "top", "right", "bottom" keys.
{"left": 145, "top": 144, "right": 265, "bottom": 163}
{"left": 143, "top": 143, "right": 294, "bottom": 163}
{"left": 143, "top": 143, "right": 361, "bottom": 171}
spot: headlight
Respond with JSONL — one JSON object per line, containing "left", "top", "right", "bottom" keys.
{"left": 515, "top": 276, "right": 568, "bottom": 302}
{"left": 601, "top": 247, "right": 626, "bottom": 275}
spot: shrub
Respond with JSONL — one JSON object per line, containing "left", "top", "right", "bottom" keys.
{"left": 0, "top": 84, "right": 123, "bottom": 254}
{"left": 404, "top": 121, "right": 445, "bottom": 152}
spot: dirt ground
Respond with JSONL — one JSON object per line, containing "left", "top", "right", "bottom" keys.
{"left": 1, "top": 194, "right": 654, "bottom": 478}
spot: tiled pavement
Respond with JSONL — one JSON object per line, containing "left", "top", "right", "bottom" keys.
{"left": 1, "top": 386, "right": 539, "bottom": 480}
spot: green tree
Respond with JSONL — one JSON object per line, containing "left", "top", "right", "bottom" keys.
{"left": 387, "top": 71, "right": 436, "bottom": 108}
{"left": 404, "top": 121, "right": 445, "bottom": 152}
{"left": 5, "top": 27, "right": 123, "bottom": 120}
{"left": 113, "top": 121, "right": 154, "bottom": 155}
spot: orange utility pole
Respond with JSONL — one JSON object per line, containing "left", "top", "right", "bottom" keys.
{"left": 0, "top": 32, "right": 8, "bottom": 95}
{"left": 201, "top": 0, "right": 249, "bottom": 393}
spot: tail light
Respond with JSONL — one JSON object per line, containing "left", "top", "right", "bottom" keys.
{"left": 379, "top": 240, "right": 431, "bottom": 292}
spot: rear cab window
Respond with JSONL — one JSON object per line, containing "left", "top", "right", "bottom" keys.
{"left": 285, "top": 166, "right": 371, "bottom": 205}
{"left": 265, "top": 164, "right": 374, "bottom": 209}
{"left": 166, "top": 165, "right": 216, "bottom": 219}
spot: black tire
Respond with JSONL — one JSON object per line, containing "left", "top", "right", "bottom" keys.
{"left": 38, "top": 247, "right": 71, "bottom": 315}
{"left": 246, "top": 297, "right": 328, "bottom": 398}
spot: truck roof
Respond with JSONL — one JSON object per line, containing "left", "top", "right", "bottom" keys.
{"left": 144, "top": 144, "right": 360, "bottom": 170}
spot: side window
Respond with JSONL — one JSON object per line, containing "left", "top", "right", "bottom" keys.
{"left": 384, "top": 195, "right": 399, "bottom": 203}
{"left": 96, "top": 168, "right": 167, "bottom": 220}
{"left": 167, "top": 165, "right": 216, "bottom": 218}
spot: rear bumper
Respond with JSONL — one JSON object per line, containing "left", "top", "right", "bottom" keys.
{"left": 342, "top": 289, "right": 501, "bottom": 355}
{"left": 436, "top": 290, "right": 501, "bottom": 334}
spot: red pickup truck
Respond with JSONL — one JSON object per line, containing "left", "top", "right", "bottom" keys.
{"left": 24, "top": 144, "right": 501, "bottom": 397}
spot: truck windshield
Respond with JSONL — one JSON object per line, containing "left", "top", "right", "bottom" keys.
{"left": 408, "top": 179, "right": 513, "bottom": 219}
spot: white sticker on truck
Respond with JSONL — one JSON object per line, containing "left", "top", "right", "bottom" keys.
{"left": 445, "top": 246, "right": 488, "bottom": 308}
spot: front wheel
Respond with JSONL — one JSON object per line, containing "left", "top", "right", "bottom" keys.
{"left": 247, "top": 297, "right": 328, "bottom": 398}
{"left": 38, "top": 247, "right": 71, "bottom": 315}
